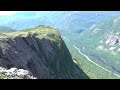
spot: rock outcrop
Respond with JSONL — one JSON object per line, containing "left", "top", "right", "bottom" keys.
{"left": 0, "top": 67, "right": 36, "bottom": 79}
{"left": 105, "top": 33, "right": 120, "bottom": 46}
{"left": 0, "top": 25, "right": 89, "bottom": 79}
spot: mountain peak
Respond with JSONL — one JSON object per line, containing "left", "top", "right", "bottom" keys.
{"left": 0, "top": 25, "right": 89, "bottom": 79}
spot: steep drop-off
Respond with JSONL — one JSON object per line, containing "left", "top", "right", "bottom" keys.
{"left": 0, "top": 25, "right": 89, "bottom": 79}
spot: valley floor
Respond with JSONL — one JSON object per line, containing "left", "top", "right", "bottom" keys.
{"left": 73, "top": 45, "right": 120, "bottom": 79}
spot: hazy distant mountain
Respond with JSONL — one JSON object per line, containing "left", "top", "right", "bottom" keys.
{"left": 0, "top": 26, "right": 16, "bottom": 32}
{"left": 0, "top": 11, "right": 115, "bottom": 31}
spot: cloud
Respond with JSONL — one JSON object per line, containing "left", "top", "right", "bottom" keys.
{"left": 0, "top": 11, "right": 18, "bottom": 16}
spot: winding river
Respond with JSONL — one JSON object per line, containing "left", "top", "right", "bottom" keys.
{"left": 73, "top": 45, "right": 120, "bottom": 78}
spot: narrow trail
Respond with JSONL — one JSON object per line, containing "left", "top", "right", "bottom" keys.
{"left": 73, "top": 45, "right": 120, "bottom": 78}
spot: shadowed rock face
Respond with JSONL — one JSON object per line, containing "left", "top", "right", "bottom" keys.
{"left": 0, "top": 26, "right": 89, "bottom": 79}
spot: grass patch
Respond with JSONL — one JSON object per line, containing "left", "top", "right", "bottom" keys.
{"left": 0, "top": 25, "right": 62, "bottom": 43}
{"left": 0, "top": 74, "right": 9, "bottom": 79}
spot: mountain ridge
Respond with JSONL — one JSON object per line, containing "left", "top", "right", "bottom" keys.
{"left": 0, "top": 25, "right": 89, "bottom": 79}
{"left": 0, "top": 26, "right": 16, "bottom": 32}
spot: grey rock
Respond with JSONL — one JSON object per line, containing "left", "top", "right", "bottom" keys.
{"left": 106, "top": 33, "right": 120, "bottom": 46}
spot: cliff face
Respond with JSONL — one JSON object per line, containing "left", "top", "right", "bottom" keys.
{"left": 0, "top": 25, "right": 89, "bottom": 79}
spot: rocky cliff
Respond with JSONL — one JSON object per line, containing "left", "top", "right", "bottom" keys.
{"left": 0, "top": 25, "right": 89, "bottom": 79}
